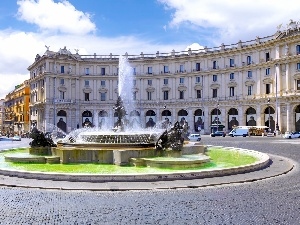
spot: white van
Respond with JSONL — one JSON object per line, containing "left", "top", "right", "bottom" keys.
{"left": 229, "top": 127, "right": 249, "bottom": 137}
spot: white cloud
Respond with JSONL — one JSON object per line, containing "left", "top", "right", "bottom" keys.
{"left": 16, "top": 0, "right": 96, "bottom": 35}
{"left": 0, "top": 30, "right": 187, "bottom": 99}
{"left": 185, "top": 43, "right": 204, "bottom": 51}
{"left": 158, "top": 0, "right": 300, "bottom": 45}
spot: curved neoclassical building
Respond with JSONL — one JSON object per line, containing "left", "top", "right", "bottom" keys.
{"left": 28, "top": 21, "right": 300, "bottom": 134}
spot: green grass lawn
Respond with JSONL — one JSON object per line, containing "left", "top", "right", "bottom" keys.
{"left": 0, "top": 147, "right": 257, "bottom": 174}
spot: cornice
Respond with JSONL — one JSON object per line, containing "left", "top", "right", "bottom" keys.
{"left": 98, "top": 87, "right": 108, "bottom": 93}
{"left": 262, "top": 77, "right": 274, "bottom": 84}
{"left": 83, "top": 87, "right": 92, "bottom": 93}
{"left": 177, "top": 85, "right": 187, "bottom": 91}
{"left": 146, "top": 86, "right": 155, "bottom": 92}
{"left": 194, "top": 84, "right": 203, "bottom": 90}
{"left": 210, "top": 83, "right": 220, "bottom": 89}
{"left": 227, "top": 81, "right": 237, "bottom": 87}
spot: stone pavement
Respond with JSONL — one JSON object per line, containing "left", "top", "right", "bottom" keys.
{"left": 0, "top": 136, "right": 299, "bottom": 224}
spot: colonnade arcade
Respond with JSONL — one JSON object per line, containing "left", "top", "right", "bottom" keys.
{"left": 46, "top": 104, "right": 300, "bottom": 134}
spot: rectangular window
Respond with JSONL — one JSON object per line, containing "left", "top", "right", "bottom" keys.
{"left": 147, "top": 92, "right": 152, "bottom": 100}
{"left": 196, "top": 63, "right": 200, "bottom": 71}
{"left": 85, "top": 68, "right": 89, "bottom": 75}
{"left": 101, "top": 68, "right": 105, "bottom": 75}
{"left": 179, "top": 78, "right": 184, "bottom": 84}
{"left": 266, "top": 83, "right": 270, "bottom": 94}
{"left": 163, "top": 91, "right": 169, "bottom": 100}
{"left": 85, "top": 80, "right": 89, "bottom": 86}
{"left": 247, "top": 71, "right": 252, "bottom": 78}
{"left": 101, "top": 80, "right": 105, "bottom": 86}
{"left": 247, "top": 56, "right": 252, "bottom": 65}
{"left": 180, "top": 65, "right": 185, "bottom": 72}
{"left": 297, "top": 63, "right": 300, "bottom": 70}
{"left": 229, "top": 87, "right": 235, "bottom": 97}
{"left": 196, "top": 90, "right": 201, "bottom": 98}
{"left": 163, "top": 78, "right": 168, "bottom": 85}
{"left": 59, "top": 91, "right": 65, "bottom": 99}
{"left": 100, "top": 93, "right": 106, "bottom": 101}
{"left": 297, "top": 45, "right": 300, "bottom": 55}
{"left": 60, "top": 79, "right": 64, "bottom": 85}
{"left": 148, "top": 80, "right": 152, "bottom": 86}
{"left": 133, "top": 68, "right": 136, "bottom": 75}
{"left": 179, "top": 91, "right": 184, "bottom": 99}
{"left": 195, "top": 76, "right": 201, "bottom": 83}
{"left": 213, "top": 75, "right": 217, "bottom": 82}
{"left": 85, "top": 93, "right": 89, "bottom": 101}
{"left": 265, "top": 52, "right": 270, "bottom": 62}
{"left": 148, "top": 67, "right": 152, "bottom": 74}
{"left": 133, "top": 80, "right": 136, "bottom": 86}
{"left": 297, "top": 80, "right": 300, "bottom": 90}
{"left": 213, "top": 61, "right": 217, "bottom": 69}
{"left": 61, "top": 66, "right": 64, "bottom": 73}
{"left": 230, "top": 73, "right": 234, "bottom": 80}
{"left": 230, "top": 59, "right": 234, "bottom": 67}
{"left": 247, "top": 86, "right": 253, "bottom": 95}
{"left": 266, "top": 68, "right": 270, "bottom": 75}
{"left": 212, "top": 89, "right": 218, "bottom": 98}
{"left": 164, "top": 66, "right": 169, "bottom": 73}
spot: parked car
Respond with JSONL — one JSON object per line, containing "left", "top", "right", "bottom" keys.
{"left": 210, "top": 131, "right": 226, "bottom": 137}
{"left": 12, "top": 136, "right": 21, "bottom": 141}
{"left": 266, "top": 132, "right": 275, "bottom": 137}
{"left": 188, "top": 133, "right": 201, "bottom": 142}
{"left": 283, "top": 131, "right": 300, "bottom": 139}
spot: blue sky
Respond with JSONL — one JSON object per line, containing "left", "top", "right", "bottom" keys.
{"left": 1, "top": 0, "right": 300, "bottom": 99}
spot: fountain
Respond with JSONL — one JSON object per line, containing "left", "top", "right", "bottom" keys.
{"left": 5, "top": 56, "right": 210, "bottom": 168}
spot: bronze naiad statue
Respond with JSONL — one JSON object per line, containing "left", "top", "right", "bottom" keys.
{"left": 29, "top": 127, "right": 57, "bottom": 147}
{"left": 114, "top": 96, "right": 127, "bottom": 131}
{"left": 155, "top": 121, "right": 184, "bottom": 151}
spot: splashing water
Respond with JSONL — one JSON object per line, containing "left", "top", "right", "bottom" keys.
{"left": 118, "top": 56, "right": 134, "bottom": 111}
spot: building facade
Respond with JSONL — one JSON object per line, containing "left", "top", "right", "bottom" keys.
{"left": 4, "top": 81, "right": 30, "bottom": 135}
{"left": 28, "top": 21, "right": 300, "bottom": 134}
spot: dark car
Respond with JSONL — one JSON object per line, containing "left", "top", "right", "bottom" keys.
{"left": 210, "top": 131, "right": 226, "bottom": 137}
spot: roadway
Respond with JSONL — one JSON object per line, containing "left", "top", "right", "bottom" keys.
{"left": 0, "top": 135, "right": 299, "bottom": 224}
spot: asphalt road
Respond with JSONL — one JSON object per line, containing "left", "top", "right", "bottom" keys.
{"left": 0, "top": 137, "right": 32, "bottom": 150}
{"left": 0, "top": 136, "right": 299, "bottom": 224}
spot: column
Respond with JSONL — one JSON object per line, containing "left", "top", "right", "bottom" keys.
{"left": 188, "top": 108, "right": 193, "bottom": 131}
{"left": 93, "top": 109, "right": 98, "bottom": 127}
{"left": 286, "top": 103, "right": 291, "bottom": 132}
{"left": 188, "top": 77, "right": 192, "bottom": 98}
{"left": 285, "top": 63, "right": 290, "bottom": 92}
{"left": 109, "top": 80, "right": 113, "bottom": 100}
{"left": 172, "top": 78, "right": 176, "bottom": 100}
{"left": 221, "top": 73, "right": 226, "bottom": 98}
{"left": 156, "top": 78, "right": 160, "bottom": 100}
{"left": 256, "top": 104, "right": 262, "bottom": 126}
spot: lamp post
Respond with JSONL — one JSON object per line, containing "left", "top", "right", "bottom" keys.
{"left": 267, "top": 98, "right": 271, "bottom": 132}
{"left": 217, "top": 101, "right": 219, "bottom": 132}
{"left": 275, "top": 64, "right": 279, "bottom": 133}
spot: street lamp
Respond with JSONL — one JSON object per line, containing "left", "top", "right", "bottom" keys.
{"left": 217, "top": 101, "right": 219, "bottom": 132}
{"left": 275, "top": 64, "right": 279, "bottom": 133}
{"left": 267, "top": 98, "right": 271, "bottom": 132}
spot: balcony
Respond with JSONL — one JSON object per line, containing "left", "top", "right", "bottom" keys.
{"left": 54, "top": 99, "right": 73, "bottom": 104}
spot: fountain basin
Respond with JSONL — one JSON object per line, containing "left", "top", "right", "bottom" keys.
{"left": 5, "top": 142, "right": 207, "bottom": 167}
{"left": 130, "top": 154, "right": 210, "bottom": 168}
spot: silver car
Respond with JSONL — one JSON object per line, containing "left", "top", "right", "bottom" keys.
{"left": 188, "top": 133, "right": 201, "bottom": 142}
